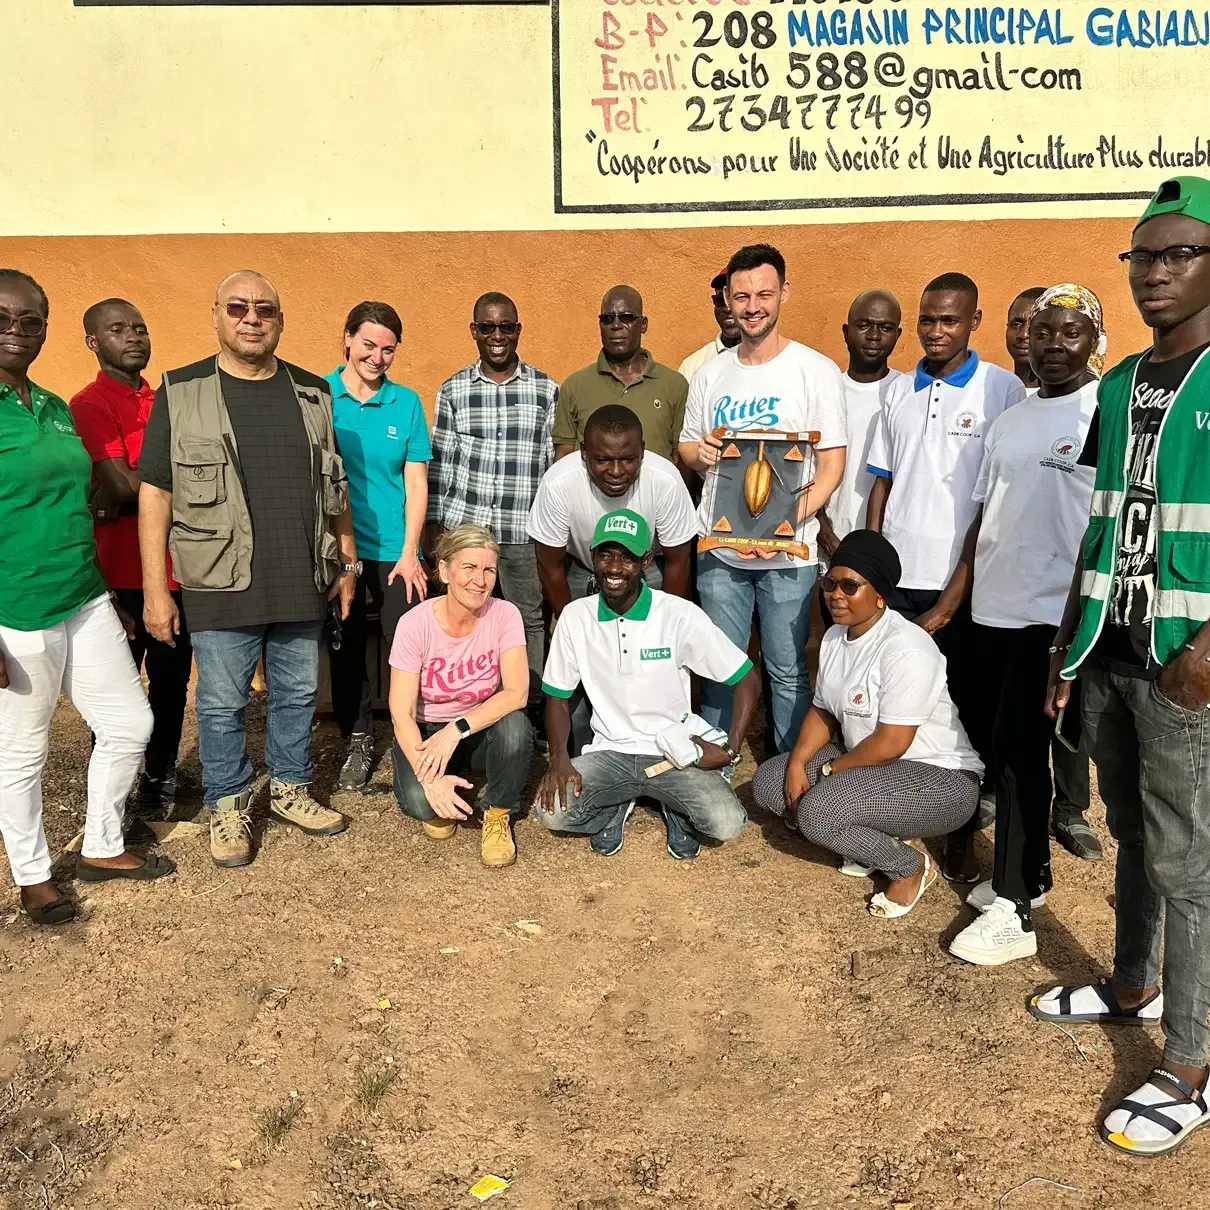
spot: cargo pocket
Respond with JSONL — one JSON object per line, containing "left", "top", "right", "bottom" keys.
{"left": 315, "top": 527, "right": 340, "bottom": 591}
{"left": 1168, "top": 533, "right": 1210, "bottom": 586}
{"left": 174, "top": 439, "right": 228, "bottom": 507}
{"left": 320, "top": 448, "right": 348, "bottom": 517}
{"left": 169, "top": 523, "right": 237, "bottom": 589}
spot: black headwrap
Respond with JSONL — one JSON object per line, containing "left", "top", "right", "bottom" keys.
{"left": 829, "top": 529, "right": 901, "bottom": 601}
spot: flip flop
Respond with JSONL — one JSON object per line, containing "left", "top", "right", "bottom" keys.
{"left": 868, "top": 854, "right": 937, "bottom": 919}
{"left": 1028, "top": 978, "right": 1163, "bottom": 1025}
{"left": 75, "top": 853, "right": 176, "bottom": 882}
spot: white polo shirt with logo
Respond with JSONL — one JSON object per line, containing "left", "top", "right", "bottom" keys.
{"left": 816, "top": 608, "right": 983, "bottom": 774}
{"left": 526, "top": 450, "right": 697, "bottom": 567}
{"left": 681, "top": 340, "right": 847, "bottom": 569}
{"left": 971, "top": 380, "right": 1097, "bottom": 629}
{"left": 541, "top": 584, "right": 753, "bottom": 755}
{"left": 867, "top": 352, "right": 1026, "bottom": 591}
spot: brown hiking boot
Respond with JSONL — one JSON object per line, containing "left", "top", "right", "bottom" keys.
{"left": 480, "top": 807, "right": 516, "bottom": 868}
{"left": 210, "top": 791, "right": 253, "bottom": 867}
{"left": 269, "top": 780, "right": 347, "bottom": 836}
{"left": 422, "top": 819, "right": 457, "bottom": 840}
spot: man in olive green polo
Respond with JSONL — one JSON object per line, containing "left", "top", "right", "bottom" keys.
{"left": 553, "top": 286, "right": 688, "bottom": 461}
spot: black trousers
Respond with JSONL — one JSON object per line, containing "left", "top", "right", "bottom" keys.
{"left": 964, "top": 623, "right": 1058, "bottom": 907}
{"left": 328, "top": 560, "right": 418, "bottom": 738}
{"left": 114, "top": 587, "right": 192, "bottom": 780}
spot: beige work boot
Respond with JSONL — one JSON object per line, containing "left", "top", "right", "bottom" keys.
{"left": 210, "top": 791, "right": 253, "bottom": 867}
{"left": 269, "top": 780, "right": 347, "bottom": 836}
{"left": 423, "top": 819, "right": 457, "bottom": 840}
{"left": 480, "top": 807, "right": 516, "bottom": 868}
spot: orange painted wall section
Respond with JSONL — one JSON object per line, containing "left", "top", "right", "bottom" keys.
{"left": 0, "top": 217, "right": 1149, "bottom": 410}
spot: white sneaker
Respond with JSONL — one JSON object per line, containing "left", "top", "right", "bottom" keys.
{"left": 966, "top": 878, "right": 1046, "bottom": 912}
{"left": 949, "top": 897, "right": 1038, "bottom": 966}
{"left": 839, "top": 859, "right": 875, "bottom": 878}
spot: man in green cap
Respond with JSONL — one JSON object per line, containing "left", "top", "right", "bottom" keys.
{"left": 535, "top": 508, "right": 759, "bottom": 859}
{"left": 1038, "top": 176, "right": 1210, "bottom": 1157}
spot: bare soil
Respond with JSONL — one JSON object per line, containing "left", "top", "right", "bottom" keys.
{"left": 0, "top": 692, "right": 1203, "bottom": 1210}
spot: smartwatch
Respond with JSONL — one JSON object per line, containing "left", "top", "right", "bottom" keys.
{"left": 453, "top": 717, "right": 471, "bottom": 737}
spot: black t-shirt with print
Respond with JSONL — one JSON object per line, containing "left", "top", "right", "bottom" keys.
{"left": 1079, "top": 341, "right": 1210, "bottom": 677}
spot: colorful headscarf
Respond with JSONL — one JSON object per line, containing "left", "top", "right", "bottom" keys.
{"left": 1028, "top": 283, "right": 1108, "bottom": 377}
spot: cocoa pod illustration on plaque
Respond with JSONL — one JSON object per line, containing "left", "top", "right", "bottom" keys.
{"left": 743, "top": 440, "right": 782, "bottom": 517}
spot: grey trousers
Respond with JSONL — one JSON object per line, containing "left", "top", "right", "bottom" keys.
{"left": 1081, "top": 660, "right": 1210, "bottom": 1068}
{"left": 495, "top": 542, "right": 545, "bottom": 708}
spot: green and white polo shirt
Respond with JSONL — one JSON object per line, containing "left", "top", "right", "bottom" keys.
{"left": 541, "top": 583, "right": 752, "bottom": 755}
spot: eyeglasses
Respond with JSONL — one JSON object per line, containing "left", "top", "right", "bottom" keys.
{"left": 1118, "top": 245, "right": 1210, "bottom": 277}
{"left": 599, "top": 312, "right": 642, "bottom": 325}
{"left": 223, "top": 300, "right": 280, "bottom": 321}
{"left": 819, "top": 574, "right": 870, "bottom": 596}
{"left": 0, "top": 310, "right": 46, "bottom": 337}
{"left": 475, "top": 321, "right": 520, "bottom": 336}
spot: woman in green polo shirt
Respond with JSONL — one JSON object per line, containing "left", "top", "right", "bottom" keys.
{"left": 325, "top": 301, "right": 432, "bottom": 792}
{"left": 0, "top": 269, "right": 174, "bottom": 925}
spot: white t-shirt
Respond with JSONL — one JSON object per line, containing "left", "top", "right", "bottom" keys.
{"left": 867, "top": 354, "right": 1026, "bottom": 591}
{"left": 526, "top": 450, "right": 697, "bottom": 567}
{"left": 680, "top": 340, "right": 847, "bottom": 568}
{"left": 815, "top": 609, "right": 984, "bottom": 775}
{"left": 824, "top": 369, "right": 904, "bottom": 546}
{"left": 541, "top": 584, "right": 752, "bottom": 755}
{"left": 678, "top": 335, "right": 731, "bottom": 383}
{"left": 971, "top": 380, "right": 1098, "bottom": 629}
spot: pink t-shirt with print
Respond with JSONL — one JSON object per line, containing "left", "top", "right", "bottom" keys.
{"left": 389, "top": 596, "right": 526, "bottom": 723}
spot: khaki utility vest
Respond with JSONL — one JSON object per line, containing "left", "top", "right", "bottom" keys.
{"left": 163, "top": 357, "right": 348, "bottom": 593}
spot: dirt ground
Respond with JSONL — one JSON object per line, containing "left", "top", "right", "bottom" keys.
{"left": 1, "top": 690, "right": 1206, "bottom": 1210}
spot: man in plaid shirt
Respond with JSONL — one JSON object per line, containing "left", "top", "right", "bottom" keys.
{"left": 427, "top": 292, "right": 559, "bottom": 704}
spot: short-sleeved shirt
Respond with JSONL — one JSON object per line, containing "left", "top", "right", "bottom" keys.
{"left": 971, "top": 381, "right": 1097, "bottom": 630}
{"left": 326, "top": 368, "right": 431, "bottom": 563}
{"left": 681, "top": 340, "right": 848, "bottom": 568}
{"left": 553, "top": 352, "right": 687, "bottom": 459}
{"left": 526, "top": 450, "right": 697, "bottom": 568}
{"left": 0, "top": 380, "right": 107, "bottom": 631}
{"left": 541, "top": 583, "right": 752, "bottom": 755}
{"left": 677, "top": 334, "right": 731, "bottom": 383}
{"left": 867, "top": 352, "right": 1026, "bottom": 591}
{"left": 389, "top": 596, "right": 525, "bottom": 723}
{"left": 815, "top": 608, "right": 983, "bottom": 775}
{"left": 138, "top": 360, "right": 327, "bottom": 632}
{"left": 70, "top": 371, "right": 179, "bottom": 591}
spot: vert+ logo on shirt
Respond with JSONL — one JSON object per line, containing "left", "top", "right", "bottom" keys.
{"left": 711, "top": 394, "right": 781, "bottom": 432}
{"left": 640, "top": 647, "right": 672, "bottom": 661}
{"left": 52, "top": 419, "right": 74, "bottom": 435}
{"left": 1197, "top": 412, "right": 1210, "bottom": 430}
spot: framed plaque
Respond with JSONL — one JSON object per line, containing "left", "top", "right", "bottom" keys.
{"left": 699, "top": 429, "right": 820, "bottom": 561}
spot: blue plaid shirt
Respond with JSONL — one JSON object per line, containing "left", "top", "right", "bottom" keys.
{"left": 427, "top": 359, "right": 559, "bottom": 544}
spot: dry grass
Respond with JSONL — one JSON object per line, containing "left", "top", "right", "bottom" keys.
{"left": 354, "top": 1064, "right": 399, "bottom": 1113}
{"left": 256, "top": 1093, "right": 302, "bottom": 1148}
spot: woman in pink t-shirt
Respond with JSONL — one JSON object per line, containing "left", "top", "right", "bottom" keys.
{"left": 389, "top": 525, "right": 533, "bottom": 867}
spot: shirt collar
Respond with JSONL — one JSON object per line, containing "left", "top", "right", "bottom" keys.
{"left": 597, "top": 581, "right": 653, "bottom": 622}
{"left": 92, "top": 369, "right": 152, "bottom": 400}
{"left": 0, "top": 378, "right": 53, "bottom": 415}
{"left": 596, "top": 349, "right": 658, "bottom": 381}
{"left": 328, "top": 366, "right": 401, "bottom": 407}
{"left": 471, "top": 359, "right": 529, "bottom": 386}
{"left": 913, "top": 348, "right": 979, "bottom": 392}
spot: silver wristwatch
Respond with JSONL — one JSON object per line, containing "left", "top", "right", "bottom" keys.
{"left": 341, "top": 560, "right": 364, "bottom": 576}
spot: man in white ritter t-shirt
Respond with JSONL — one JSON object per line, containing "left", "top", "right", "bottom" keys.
{"left": 678, "top": 243, "right": 847, "bottom": 756}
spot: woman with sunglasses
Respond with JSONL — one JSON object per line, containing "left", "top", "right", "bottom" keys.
{"left": 931, "top": 285, "right": 1103, "bottom": 967}
{"left": 752, "top": 529, "right": 983, "bottom": 918}
{"left": 0, "top": 269, "right": 173, "bottom": 925}
{"left": 325, "top": 301, "right": 432, "bottom": 791}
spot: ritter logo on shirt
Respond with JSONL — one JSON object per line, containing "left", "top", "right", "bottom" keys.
{"left": 712, "top": 394, "right": 781, "bottom": 431}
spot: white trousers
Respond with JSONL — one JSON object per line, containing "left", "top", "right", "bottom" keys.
{"left": 0, "top": 596, "right": 153, "bottom": 886}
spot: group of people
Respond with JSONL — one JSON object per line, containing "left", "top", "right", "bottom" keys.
{"left": 2, "top": 173, "right": 1210, "bottom": 1157}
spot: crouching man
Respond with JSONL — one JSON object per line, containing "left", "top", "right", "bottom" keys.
{"left": 534, "top": 508, "right": 759, "bottom": 859}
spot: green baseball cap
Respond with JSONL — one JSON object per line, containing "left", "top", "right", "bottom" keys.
{"left": 591, "top": 508, "right": 651, "bottom": 557}
{"left": 1135, "top": 175, "right": 1210, "bottom": 230}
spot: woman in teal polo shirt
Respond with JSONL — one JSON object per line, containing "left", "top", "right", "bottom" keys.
{"left": 0, "top": 270, "right": 174, "bottom": 925}
{"left": 326, "top": 301, "right": 432, "bottom": 791}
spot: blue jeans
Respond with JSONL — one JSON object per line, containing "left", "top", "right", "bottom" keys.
{"left": 192, "top": 621, "right": 322, "bottom": 804}
{"left": 696, "top": 553, "right": 816, "bottom": 754}
{"left": 535, "top": 748, "right": 746, "bottom": 842}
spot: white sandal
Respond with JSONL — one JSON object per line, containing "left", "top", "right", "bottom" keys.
{"left": 868, "top": 853, "right": 936, "bottom": 919}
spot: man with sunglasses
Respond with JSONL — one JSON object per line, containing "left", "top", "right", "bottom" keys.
{"left": 138, "top": 271, "right": 358, "bottom": 869}
{"left": 553, "top": 286, "right": 688, "bottom": 462}
{"left": 428, "top": 292, "right": 559, "bottom": 709}
{"left": 1039, "top": 176, "right": 1210, "bottom": 1157}
{"left": 677, "top": 269, "right": 742, "bottom": 383}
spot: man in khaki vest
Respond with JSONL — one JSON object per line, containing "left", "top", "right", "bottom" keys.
{"left": 138, "top": 271, "right": 359, "bottom": 867}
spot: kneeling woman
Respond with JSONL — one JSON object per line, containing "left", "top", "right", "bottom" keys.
{"left": 389, "top": 525, "right": 534, "bottom": 867}
{"left": 753, "top": 531, "right": 983, "bottom": 917}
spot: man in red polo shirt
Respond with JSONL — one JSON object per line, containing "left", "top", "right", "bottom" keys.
{"left": 70, "top": 299, "right": 194, "bottom": 816}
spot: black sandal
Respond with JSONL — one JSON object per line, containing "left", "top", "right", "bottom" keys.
{"left": 75, "top": 853, "right": 176, "bottom": 882}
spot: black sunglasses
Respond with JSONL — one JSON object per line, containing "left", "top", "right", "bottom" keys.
{"left": 820, "top": 574, "right": 870, "bottom": 596}
{"left": 223, "top": 300, "right": 279, "bottom": 320}
{"left": 475, "top": 321, "right": 520, "bottom": 336}
{"left": 599, "top": 311, "right": 642, "bottom": 325}
{"left": 0, "top": 310, "right": 46, "bottom": 337}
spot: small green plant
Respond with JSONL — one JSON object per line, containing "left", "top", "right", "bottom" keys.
{"left": 257, "top": 1093, "right": 302, "bottom": 1147}
{"left": 355, "top": 1064, "right": 399, "bottom": 1113}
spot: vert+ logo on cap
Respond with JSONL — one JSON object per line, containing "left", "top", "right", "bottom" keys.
{"left": 591, "top": 508, "right": 652, "bottom": 556}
